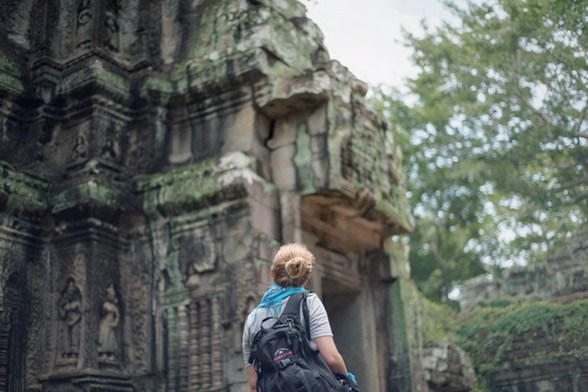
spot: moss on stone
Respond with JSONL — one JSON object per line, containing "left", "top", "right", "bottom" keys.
{"left": 51, "top": 180, "right": 122, "bottom": 213}
{"left": 326, "top": 99, "right": 414, "bottom": 232}
{"left": 184, "top": 48, "right": 261, "bottom": 93}
{"left": 138, "top": 153, "right": 276, "bottom": 218}
{"left": 139, "top": 159, "right": 220, "bottom": 218}
{"left": 294, "top": 122, "right": 315, "bottom": 194}
{"left": 94, "top": 66, "right": 131, "bottom": 99}
{"left": 455, "top": 299, "right": 588, "bottom": 388}
{"left": 178, "top": 0, "right": 317, "bottom": 92}
{"left": 0, "top": 162, "right": 47, "bottom": 213}
{"left": 0, "top": 53, "right": 24, "bottom": 94}
{"left": 419, "top": 295, "right": 458, "bottom": 345}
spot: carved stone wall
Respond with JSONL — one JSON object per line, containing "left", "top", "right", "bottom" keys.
{"left": 0, "top": 1, "right": 418, "bottom": 391}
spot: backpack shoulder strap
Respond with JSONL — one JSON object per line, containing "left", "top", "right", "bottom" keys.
{"left": 279, "top": 290, "right": 311, "bottom": 338}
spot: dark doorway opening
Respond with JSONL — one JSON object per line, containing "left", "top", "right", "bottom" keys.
{"left": 321, "top": 277, "right": 367, "bottom": 384}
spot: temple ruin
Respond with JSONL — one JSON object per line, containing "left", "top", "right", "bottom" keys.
{"left": 0, "top": 1, "right": 421, "bottom": 391}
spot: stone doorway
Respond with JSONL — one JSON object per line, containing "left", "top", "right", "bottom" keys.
{"left": 302, "top": 238, "right": 383, "bottom": 390}
{"left": 322, "top": 280, "right": 363, "bottom": 375}
{"left": 321, "top": 274, "right": 384, "bottom": 391}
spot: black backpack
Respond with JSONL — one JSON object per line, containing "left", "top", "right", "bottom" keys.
{"left": 248, "top": 291, "right": 346, "bottom": 392}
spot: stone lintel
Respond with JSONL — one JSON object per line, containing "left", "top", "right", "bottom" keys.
{"left": 255, "top": 70, "right": 331, "bottom": 119}
{"left": 302, "top": 191, "right": 401, "bottom": 253}
{"left": 137, "top": 152, "right": 277, "bottom": 219}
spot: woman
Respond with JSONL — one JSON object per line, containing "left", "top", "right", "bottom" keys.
{"left": 242, "top": 243, "right": 356, "bottom": 391}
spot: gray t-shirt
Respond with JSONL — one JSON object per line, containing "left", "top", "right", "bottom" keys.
{"left": 242, "top": 292, "right": 333, "bottom": 366}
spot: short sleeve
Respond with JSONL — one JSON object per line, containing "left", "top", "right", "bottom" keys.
{"left": 306, "top": 292, "right": 333, "bottom": 339}
{"left": 242, "top": 313, "right": 253, "bottom": 366}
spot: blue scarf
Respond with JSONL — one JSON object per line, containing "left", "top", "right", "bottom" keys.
{"left": 255, "top": 284, "right": 305, "bottom": 317}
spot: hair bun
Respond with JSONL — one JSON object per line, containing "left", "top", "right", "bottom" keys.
{"left": 272, "top": 243, "right": 314, "bottom": 287}
{"left": 285, "top": 257, "right": 308, "bottom": 279}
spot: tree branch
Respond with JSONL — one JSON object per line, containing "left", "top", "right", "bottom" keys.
{"left": 558, "top": 176, "right": 588, "bottom": 190}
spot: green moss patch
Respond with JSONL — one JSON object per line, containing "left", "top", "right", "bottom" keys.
{"left": 455, "top": 299, "right": 588, "bottom": 387}
{"left": 420, "top": 295, "right": 458, "bottom": 345}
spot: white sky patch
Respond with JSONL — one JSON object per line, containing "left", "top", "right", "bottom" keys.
{"left": 306, "top": 0, "right": 454, "bottom": 88}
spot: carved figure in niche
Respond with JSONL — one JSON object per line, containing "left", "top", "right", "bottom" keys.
{"left": 98, "top": 283, "right": 119, "bottom": 361}
{"left": 59, "top": 278, "right": 82, "bottom": 358}
{"left": 101, "top": 138, "right": 117, "bottom": 159}
{"left": 101, "top": 121, "right": 120, "bottom": 160}
{"left": 76, "top": 0, "right": 92, "bottom": 49}
{"left": 72, "top": 135, "right": 87, "bottom": 160}
{"left": 103, "top": 9, "right": 119, "bottom": 51}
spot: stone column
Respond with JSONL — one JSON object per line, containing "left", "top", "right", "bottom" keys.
{"left": 279, "top": 191, "right": 302, "bottom": 244}
{"left": 385, "top": 240, "right": 425, "bottom": 392}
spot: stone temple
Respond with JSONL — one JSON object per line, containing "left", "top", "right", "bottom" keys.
{"left": 0, "top": 1, "right": 421, "bottom": 391}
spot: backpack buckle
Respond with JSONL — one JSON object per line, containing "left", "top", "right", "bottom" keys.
{"left": 274, "top": 356, "right": 294, "bottom": 370}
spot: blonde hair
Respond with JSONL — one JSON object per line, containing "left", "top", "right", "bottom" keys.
{"left": 271, "top": 243, "right": 314, "bottom": 287}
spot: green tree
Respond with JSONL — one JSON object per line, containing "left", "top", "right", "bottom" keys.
{"left": 372, "top": 0, "right": 588, "bottom": 302}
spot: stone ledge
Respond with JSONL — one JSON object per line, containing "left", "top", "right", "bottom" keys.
{"left": 136, "top": 151, "right": 277, "bottom": 218}
{"left": 51, "top": 180, "right": 124, "bottom": 214}
{"left": 0, "top": 162, "right": 48, "bottom": 214}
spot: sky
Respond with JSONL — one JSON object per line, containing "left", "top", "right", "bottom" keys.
{"left": 307, "top": 1, "right": 523, "bottom": 274}
{"left": 306, "top": 0, "right": 453, "bottom": 89}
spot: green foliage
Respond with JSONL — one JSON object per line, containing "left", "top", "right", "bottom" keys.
{"left": 455, "top": 299, "right": 588, "bottom": 386}
{"left": 371, "top": 0, "right": 588, "bottom": 302}
{"left": 419, "top": 294, "right": 458, "bottom": 345}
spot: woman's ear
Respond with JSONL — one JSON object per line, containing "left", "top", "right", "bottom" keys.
{"left": 269, "top": 265, "right": 274, "bottom": 278}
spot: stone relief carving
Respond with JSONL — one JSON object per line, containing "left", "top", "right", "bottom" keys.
{"left": 100, "top": 138, "right": 117, "bottom": 159}
{"left": 126, "top": 229, "right": 151, "bottom": 372}
{"left": 76, "top": 0, "right": 93, "bottom": 49}
{"left": 119, "top": 0, "right": 140, "bottom": 56}
{"left": 98, "top": 283, "right": 120, "bottom": 362}
{"left": 57, "top": 1, "right": 77, "bottom": 55}
{"left": 28, "top": 0, "right": 46, "bottom": 50}
{"left": 99, "top": 120, "right": 121, "bottom": 161}
{"left": 180, "top": 229, "right": 216, "bottom": 277}
{"left": 3, "top": 0, "right": 34, "bottom": 49}
{"left": 59, "top": 278, "right": 82, "bottom": 359}
{"left": 72, "top": 135, "right": 88, "bottom": 161}
{"left": 104, "top": 16, "right": 118, "bottom": 50}
{"left": 26, "top": 257, "right": 45, "bottom": 389}
{"left": 0, "top": 273, "right": 26, "bottom": 390}
{"left": 161, "top": 0, "right": 181, "bottom": 64}
{"left": 103, "top": 6, "right": 119, "bottom": 52}
{"left": 188, "top": 293, "right": 224, "bottom": 390}
{"left": 128, "top": 278, "right": 148, "bottom": 369}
